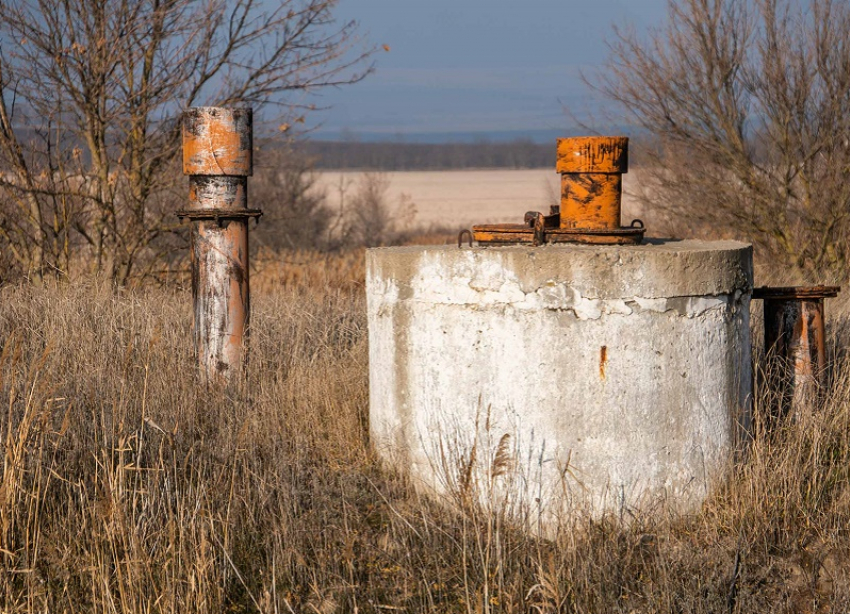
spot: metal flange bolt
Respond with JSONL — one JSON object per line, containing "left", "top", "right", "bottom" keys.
{"left": 180, "top": 107, "right": 259, "bottom": 381}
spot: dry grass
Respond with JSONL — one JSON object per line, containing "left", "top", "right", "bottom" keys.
{"left": 0, "top": 250, "right": 848, "bottom": 613}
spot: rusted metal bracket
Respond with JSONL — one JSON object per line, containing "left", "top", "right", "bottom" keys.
{"left": 472, "top": 217, "right": 645, "bottom": 246}
{"left": 752, "top": 285, "right": 840, "bottom": 413}
{"left": 471, "top": 136, "right": 646, "bottom": 246}
{"left": 181, "top": 107, "right": 256, "bottom": 382}
{"left": 177, "top": 208, "right": 263, "bottom": 228}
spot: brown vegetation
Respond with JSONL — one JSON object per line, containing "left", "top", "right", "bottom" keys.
{"left": 251, "top": 149, "right": 423, "bottom": 251}
{"left": 0, "top": 251, "right": 848, "bottom": 612}
{"left": 596, "top": 0, "right": 850, "bottom": 279}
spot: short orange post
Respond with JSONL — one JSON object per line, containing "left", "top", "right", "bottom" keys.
{"left": 753, "top": 285, "right": 840, "bottom": 414}
{"left": 556, "top": 136, "right": 628, "bottom": 230}
{"left": 470, "top": 136, "right": 643, "bottom": 245}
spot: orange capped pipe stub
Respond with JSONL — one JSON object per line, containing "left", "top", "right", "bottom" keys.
{"left": 469, "top": 135, "right": 644, "bottom": 245}
{"left": 179, "top": 107, "right": 257, "bottom": 383}
{"left": 183, "top": 107, "right": 253, "bottom": 177}
{"left": 556, "top": 136, "right": 628, "bottom": 174}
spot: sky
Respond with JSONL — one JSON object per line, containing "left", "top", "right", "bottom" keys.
{"left": 307, "top": 0, "right": 669, "bottom": 141}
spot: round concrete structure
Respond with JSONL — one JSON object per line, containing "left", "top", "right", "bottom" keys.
{"left": 366, "top": 240, "right": 753, "bottom": 525}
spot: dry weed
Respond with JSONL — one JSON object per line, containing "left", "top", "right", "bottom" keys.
{"left": 0, "top": 251, "right": 847, "bottom": 612}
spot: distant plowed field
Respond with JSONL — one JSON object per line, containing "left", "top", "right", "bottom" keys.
{"left": 316, "top": 169, "right": 648, "bottom": 230}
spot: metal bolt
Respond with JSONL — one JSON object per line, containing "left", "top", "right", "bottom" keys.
{"left": 179, "top": 107, "right": 261, "bottom": 381}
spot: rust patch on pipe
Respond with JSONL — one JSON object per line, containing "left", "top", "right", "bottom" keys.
{"left": 193, "top": 220, "right": 250, "bottom": 376}
{"left": 555, "top": 136, "right": 628, "bottom": 174}
{"left": 560, "top": 173, "right": 622, "bottom": 230}
{"left": 183, "top": 107, "right": 253, "bottom": 177}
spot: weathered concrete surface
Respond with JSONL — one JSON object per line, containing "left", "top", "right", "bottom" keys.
{"left": 366, "top": 240, "right": 753, "bottom": 526}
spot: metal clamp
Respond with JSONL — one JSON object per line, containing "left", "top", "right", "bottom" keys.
{"left": 177, "top": 208, "right": 263, "bottom": 228}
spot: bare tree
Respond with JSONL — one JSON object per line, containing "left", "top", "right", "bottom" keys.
{"left": 595, "top": 0, "right": 850, "bottom": 276}
{"left": 0, "top": 0, "right": 372, "bottom": 283}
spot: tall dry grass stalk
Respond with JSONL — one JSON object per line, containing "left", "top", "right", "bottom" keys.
{"left": 0, "top": 250, "right": 847, "bottom": 612}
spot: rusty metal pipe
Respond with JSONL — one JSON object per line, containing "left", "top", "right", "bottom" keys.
{"left": 556, "top": 136, "right": 628, "bottom": 230}
{"left": 471, "top": 136, "right": 644, "bottom": 245}
{"left": 752, "top": 285, "right": 840, "bottom": 413}
{"left": 179, "top": 107, "right": 261, "bottom": 381}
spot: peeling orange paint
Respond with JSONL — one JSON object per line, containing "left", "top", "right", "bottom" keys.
{"left": 183, "top": 107, "right": 253, "bottom": 177}
{"left": 555, "top": 136, "right": 628, "bottom": 174}
{"left": 558, "top": 136, "right": 627, "bottom": 231}
{"left": 560, "top": 173, "right": 622, "bottom": 230}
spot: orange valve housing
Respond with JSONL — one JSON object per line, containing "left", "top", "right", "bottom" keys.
{"left": 557, "top": 136, "right": 627, "bottom": 230}
{"left": 469, "top": 136, "right": 644, "bottom": 246}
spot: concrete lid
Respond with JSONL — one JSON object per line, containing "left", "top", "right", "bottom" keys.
{"left": 367, "top": 239, "right": 753, "bottom": 300}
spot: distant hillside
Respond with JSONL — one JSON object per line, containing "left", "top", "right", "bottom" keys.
{"left": 297, "top": 140, "right": 553, "bottom": 170}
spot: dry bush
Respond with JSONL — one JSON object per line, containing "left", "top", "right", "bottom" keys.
{"left": 338, "top": 173, "right": 418, "bottom": 248}
{"left": 596, "top": 0, "right": 850, "bottom": 279}
{"left": 252, "top": 248, "right": 366, "bottom": 294}
{"left": 0, "top": 0, "right": 372, "bottom": 284}
{"left": 251, "top": 150, "right": 335, "bottom": 252}
{"left": 251, "top": 161, "right": 421, "bottom": 254}
{"left": 0, "top": 258, "right": 849, "bottom": 612}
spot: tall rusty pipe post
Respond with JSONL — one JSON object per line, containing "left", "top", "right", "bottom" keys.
{"left": 753, "top": 286, "right": 840, "bottom": 414}
{"left": 556, "top": 136, "right": 629, "bottom": 230}
{"left": 179, "top": 107, "right": 261, "bottom": 381}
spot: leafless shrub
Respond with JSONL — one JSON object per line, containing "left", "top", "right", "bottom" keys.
{"left": 251, "top": 148, "right": 332, "bottom": 251}
{"left": 594, "top": 0, "right": 850, "bottom": 278}
{"left": 339, "top": 172, "right": 418, "bottom": 247}
{"left": 251, "top": 164, "right": 421, "bottom": 253}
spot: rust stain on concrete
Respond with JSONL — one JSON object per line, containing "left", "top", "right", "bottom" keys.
{"left": 599, "top": 345, "right": 608, "bottom": 379}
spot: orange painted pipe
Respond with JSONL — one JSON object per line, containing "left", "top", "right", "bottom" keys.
{"left": 182, "top": 107, "right": 254, "bottom": 382}
{"left": 557, "top": 136, "right": 628, "bottom": 230}
{"left": 183, "top": 107, "right": 253, "bottom": 177}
